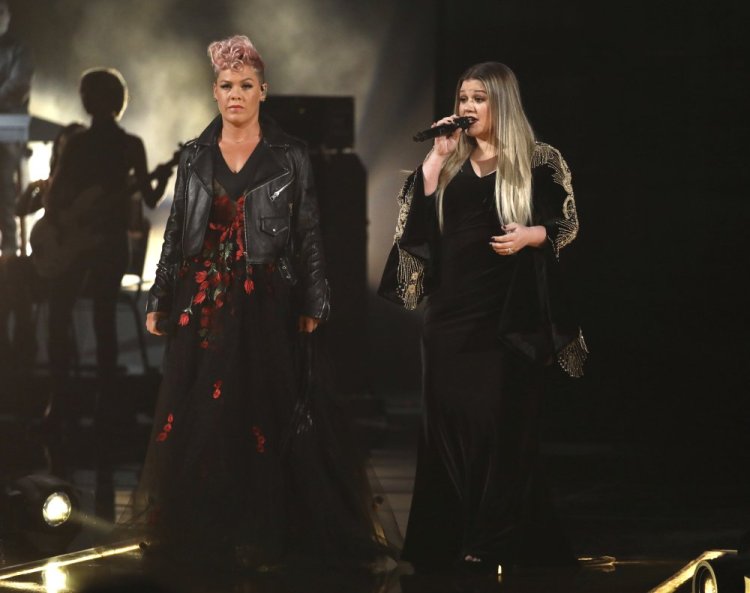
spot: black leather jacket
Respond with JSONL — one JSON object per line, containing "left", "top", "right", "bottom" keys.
{"left": 146, "top": 115, "right": 330, "bottom": 320}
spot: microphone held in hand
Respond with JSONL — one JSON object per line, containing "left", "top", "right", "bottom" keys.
{"left": 413, "top": 116, "right": 475, "bottom": 142}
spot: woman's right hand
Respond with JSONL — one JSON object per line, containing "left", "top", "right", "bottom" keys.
{"left": 430, "top": 115, "right": 463, "bottom": 158}
{"left": 423, "top": 116, "right": 462, "bottom": 195}
{"left": 146, "top": 312, "right": 168, "bottom": 336}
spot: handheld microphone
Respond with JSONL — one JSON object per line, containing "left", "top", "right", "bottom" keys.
{"left": 413, "top": 116, "right": 475, "bottom": 142}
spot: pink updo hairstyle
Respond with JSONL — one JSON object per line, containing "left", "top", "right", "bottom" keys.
{"left": 207, "top": 35, "right": 265, "bottom": 82}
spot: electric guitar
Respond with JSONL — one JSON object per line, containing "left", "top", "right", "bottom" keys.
{"left": 29, "top": 145, "right": 183, "bottom": 279}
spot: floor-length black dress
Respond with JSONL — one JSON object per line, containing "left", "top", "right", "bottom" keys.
{"left": 123, "top": 141, "right": 398, "bottom": 572}
{"left": 400, "top": 161, "right": 576, "bottom": 570}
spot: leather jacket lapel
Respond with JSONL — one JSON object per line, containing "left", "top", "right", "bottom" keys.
{"left": 191, "top": 115, "right": 219, "bottom": 196}
{"left": 190, "top": 144, "right": 214, "bottom": 197}
{"left": 243, "top": 140, "right": 291, "bottom": 199}
{"left": 192, "top": 115, "right": 290, "bottom": 200}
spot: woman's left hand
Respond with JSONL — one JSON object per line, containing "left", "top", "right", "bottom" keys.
{"left": 490, "top": 223, "right": 547, "bottom": 256}
{"left": 298, "top": 316, "right": 321, "bottom": 333}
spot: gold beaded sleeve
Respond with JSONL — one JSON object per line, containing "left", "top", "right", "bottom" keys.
{"left": 532, "top": 143, "right": 588, "bottom": 377}
{"left": 532, "top": 142, "right": 579, "bottom": 259}
{"left": 392, "top": 171, "right": 425, "bottom": 310}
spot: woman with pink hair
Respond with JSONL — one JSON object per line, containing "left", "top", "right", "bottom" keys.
{"left": 126, "top": 35, "right": 399, "bottom": 573}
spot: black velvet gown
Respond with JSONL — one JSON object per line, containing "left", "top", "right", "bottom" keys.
{"left": 122, "top": 141, "right": 399, "bottom": 573}
{"left": 400, "top": 161, "right": 576, "bottom": 570}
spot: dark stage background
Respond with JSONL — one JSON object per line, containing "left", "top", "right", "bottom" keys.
{"left": 0, "top": 0, "right": 748, "bottom": 582}
{"left": 431, "top": 0, "right": 749, "bottom": 484}
{"left": 6, "top": 0, "right": 747, "bottom": 481}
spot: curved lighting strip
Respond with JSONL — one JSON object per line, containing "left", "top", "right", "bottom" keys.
{"left": 0, "top": 539, "right": 142, "bottom": 582}
{"left": 648, "top": 550, "right": 735, "bottom": 593}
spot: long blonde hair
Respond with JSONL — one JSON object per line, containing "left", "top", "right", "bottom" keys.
{"left": 437, "top": 62, "right": 536, "bottom": 227}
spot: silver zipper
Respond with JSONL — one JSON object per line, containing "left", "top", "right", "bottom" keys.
{"left": 243, "top": 171, "right": 290, "bottom": 201}
{"left": 269, "top": 179, "right": 293, "bottom": 202}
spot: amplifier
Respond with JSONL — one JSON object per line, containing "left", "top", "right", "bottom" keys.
{"left": 0, "top": 114, "right": 30, "bottom": 142}
{"left": 0, "top": 114, "right": 66, "bottom": 143}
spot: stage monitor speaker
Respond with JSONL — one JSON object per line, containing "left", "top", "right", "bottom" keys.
{"left": 262, "top": 95, "right": 354, "bottom": 150}
{"left": 266, "top": 96, "right": 367, "bottom": 394}
{"left": 308, "top": 152, "right": 368, "bottom": 395}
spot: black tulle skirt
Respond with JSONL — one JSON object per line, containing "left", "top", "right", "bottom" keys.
{"left": 121, "top": 194, "right": 398, "bottom": 572}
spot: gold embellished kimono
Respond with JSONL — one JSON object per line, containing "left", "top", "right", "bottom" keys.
{"left": 378, "top": 142, "right": 588, "bottom": 377}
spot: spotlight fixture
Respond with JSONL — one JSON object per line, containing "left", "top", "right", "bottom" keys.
{"left": 692, "top": 555, "right": 750, "bottom": 593}
{"left": 1, "top": 473, "right": 82, "bottom": 555}
{"left": 42, "top": 492, "right": 73, "bottom": 528}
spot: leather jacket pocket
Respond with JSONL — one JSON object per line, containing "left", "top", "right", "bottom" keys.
{"left": 260, "top": 216, "right": 290, "bottom": 237}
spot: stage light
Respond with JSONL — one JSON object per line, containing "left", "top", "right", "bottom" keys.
{"left": 26, "top": 140, "right": 53, "bottom": 182}
{"left": 41, "top": 563, "right": 68, "bottom": 593}
{"left": 42, "top": 493, "right": 72, "bottom": 527}
{"left": 1, "top": 473, "right": 82, "bottom": 555}
{"left": 692, "top": 556, "right": 750, "bottom": 593}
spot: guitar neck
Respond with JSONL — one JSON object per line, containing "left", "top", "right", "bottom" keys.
{"left": 127, "top": 148, "right": 181, "bottom": 198}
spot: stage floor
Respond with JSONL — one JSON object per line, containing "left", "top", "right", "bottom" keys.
{"left": 1, "top": 342, "right": 749, "bottom": 592}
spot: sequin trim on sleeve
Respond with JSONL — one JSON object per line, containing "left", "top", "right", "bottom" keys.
{"left": 393, "top": 172, "right": 425, "bottom": 310}
{"left": 532, "top": 143, "right": 579, "bottom": 258}
{"left": 557, "top": 328, "right": 589, "bottom": 378}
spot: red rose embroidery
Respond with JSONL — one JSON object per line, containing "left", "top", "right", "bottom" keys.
{"left": 251, "top": 426, "right": 266, "bottom": 453}
{"left": 212, "top": 379, "right": 223, "bottom": 399}
{"left": 212, "top": 195, "right": 236, "bottom": 225}
{"left": 179, "top": 193, "right": 260, "bottom": 348}
{"left": 157, "top": 412, "right": 174, "bottom": 442}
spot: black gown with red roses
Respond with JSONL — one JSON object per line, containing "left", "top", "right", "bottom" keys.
{"left": 123, "top": 143, "right": 399, "bottom": 572}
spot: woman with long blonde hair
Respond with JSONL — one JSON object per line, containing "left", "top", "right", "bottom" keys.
{"left": 380, "top": 62, "right": 587, "bottom": 572}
